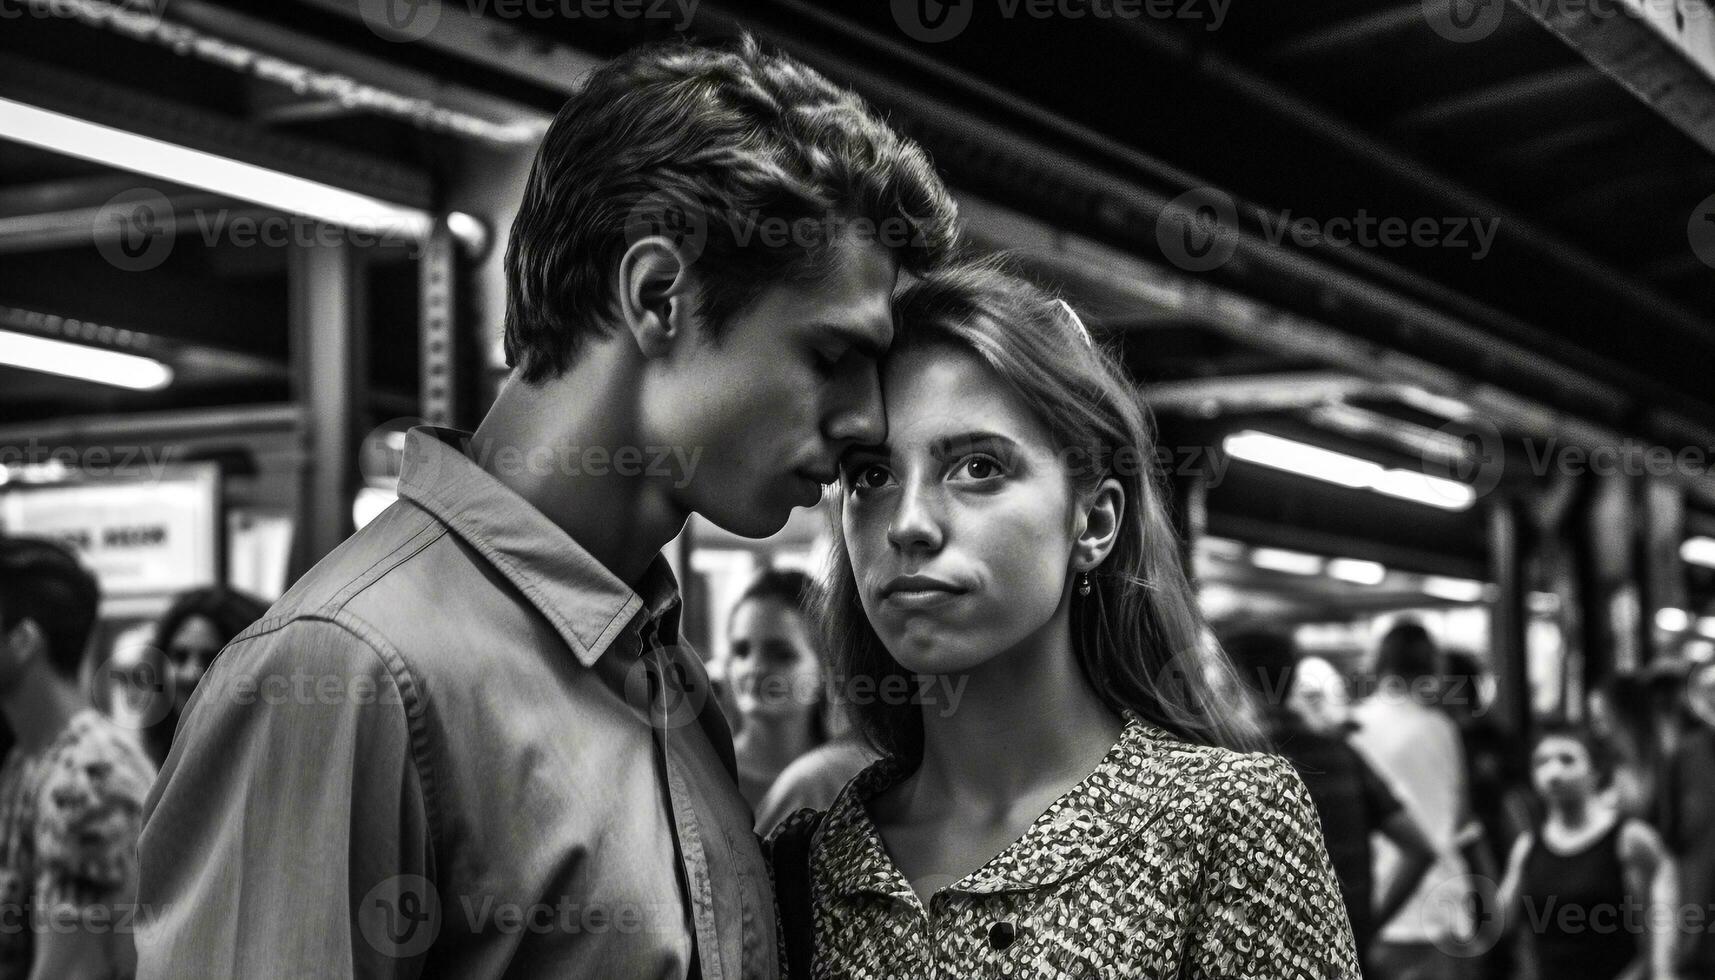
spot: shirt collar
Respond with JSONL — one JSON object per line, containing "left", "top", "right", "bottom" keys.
{"left": 394, "top": 426, "right": 680, "bottom": 668}
{"left": 814, "top": 713, "right": 1183, "bottom": 901}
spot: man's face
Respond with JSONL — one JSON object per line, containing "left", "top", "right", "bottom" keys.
{"left": 650, "top": 237, "right": 897, "bottom": 538}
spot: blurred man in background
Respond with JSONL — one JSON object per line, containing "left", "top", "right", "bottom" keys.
{"left": 1350, "top": 620, "right": 1473, "bottom": 980}
{"left": 1226, "top": 630, "right": 1438, "bottom": 978}
{"left": 0, "top": 537, "right": 155, "bottom": 980}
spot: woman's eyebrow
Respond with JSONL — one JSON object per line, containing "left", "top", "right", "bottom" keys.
{"left": 929, "top": 431, "right": 1020, "bottom": 456}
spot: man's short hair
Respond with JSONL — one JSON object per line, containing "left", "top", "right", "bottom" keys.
{"left": 1223, "top": 630, "right": 1301, "bottom": 705}
{"left": 0, "top": 537, "right": 100, "bottom": 679}
{"left": 1376, "top": 619, "right": 1439, "bottom": 684}
{"left": 503, "top": 36, "right": 959, "bottom": 383}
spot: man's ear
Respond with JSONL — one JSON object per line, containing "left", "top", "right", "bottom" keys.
{"left": 1, "top": 618, "right": 42, "bottom": 671}
{"left": 1074, "top": 478, "right": 1126, "bottom": 573}
{"left": 616, "top": 236, "right": 697, "bottom": 360}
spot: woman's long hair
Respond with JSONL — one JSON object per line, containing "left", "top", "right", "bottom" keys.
{"left": 820, "top": 261, "right": 1261, "bottom": 766}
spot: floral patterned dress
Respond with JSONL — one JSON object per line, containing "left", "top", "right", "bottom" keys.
{"left": 771, "top": 714, "right": 1361, "bottom": 979}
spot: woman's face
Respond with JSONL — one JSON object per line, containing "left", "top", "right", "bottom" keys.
{"left": 1531, "top": 735, "right": 1597, "bottom": 803}
{"left": 166, "top": 615, "right": 224, "bottom": 711}
{"left": 840, "top": 343, "right": 1084, "bottom": 675}
{"left": 726, "top": 597, "right": 823, "bottom": 722}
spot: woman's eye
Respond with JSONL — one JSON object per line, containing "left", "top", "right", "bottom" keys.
{"left": 843, "top": 463, "right": 891, "bottom": 491}
{"left": 956, "top": 455, "right": 1004, "bottom": 481}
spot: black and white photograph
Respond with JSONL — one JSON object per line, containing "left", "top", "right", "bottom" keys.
{"left": 2, "top": 0, "right": 1715, "bottom": 977}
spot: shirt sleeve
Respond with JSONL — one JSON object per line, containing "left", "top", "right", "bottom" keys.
{"left": 31, "top": 719, "right": 155, "bottom": 914}
{"left": 1186, "top": 753, "right": 1362, "bottom": 980}
{"left": 134, "top": 615, "right": 434, "bottom": 980}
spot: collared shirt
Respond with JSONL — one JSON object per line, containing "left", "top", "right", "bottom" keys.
{"left": 785, "top": 715, "right": 1359, "bottom": 979}
{"left": 137, "top": 427, "right": 778, "bottom": 979}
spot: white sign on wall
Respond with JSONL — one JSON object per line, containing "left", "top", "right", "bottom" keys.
{"left": 0, "top": 463, "right": 220, "bottom": 598}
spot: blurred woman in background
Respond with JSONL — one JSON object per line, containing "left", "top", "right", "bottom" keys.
{"left": 1499, "top": 723, "right": 1676, "bottom": 980}
{"left": 141, "top": 586, "right": 268, "bottom": 765}
{"left": 726, "top": 569, "right": 828, "bottom": 810}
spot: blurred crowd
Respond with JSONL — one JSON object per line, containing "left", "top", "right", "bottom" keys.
{"left": 4, "top": 532, "right": 1715, "bottom": 978}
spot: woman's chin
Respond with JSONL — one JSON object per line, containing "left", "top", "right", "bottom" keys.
{"left": 883, "top": 630, "right": 990, "bottom": 677}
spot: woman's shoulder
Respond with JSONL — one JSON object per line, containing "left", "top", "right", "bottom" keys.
{"left": 1122, "top": 727, "right": 1319, "bottom": 838}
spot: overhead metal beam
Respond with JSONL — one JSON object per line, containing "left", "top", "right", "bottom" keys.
{"left": 1516, "top": 0, "right": 1715, "bottom": 155}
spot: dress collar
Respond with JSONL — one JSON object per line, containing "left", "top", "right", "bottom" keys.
{"left": 815, "top": 713, "right": 1191, "bottom": 901}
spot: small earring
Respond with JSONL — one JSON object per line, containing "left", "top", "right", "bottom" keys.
{"left": 1077, "top": 571, "right": 1092, "bottom": 596}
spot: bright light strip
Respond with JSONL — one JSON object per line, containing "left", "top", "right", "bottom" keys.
{"left": 1657, "top": 607, "right": 1692, "bottom": 633}
{"left": 1422, "top": 576, "right": 1486, "bottom": 603}
{"left": 1223, "top": 430, "right": 1474, "bottom": 511}
{"left": 1369, "top": 469, "right": 1478, "bottom": 510}
{"left": 1225, "top": 431, "right": 1381, "bottom": 488}
{"left": 1683, "top": 537, "right": 1715, "bottom": 569}
{"left": 1697, "top": 617, "right": 1715, "bottom": 640}
{"left": 1327, "top": 558, "right": 1387, "bottom": 586}
{"left": 0, "top": 329, "right": 171, "bottom": 390}
{"left": 0, "top": 98, "right": 433, "bottom": 240}
{"left": 1250, "top": 547, "right": 1324, "bottom": 576}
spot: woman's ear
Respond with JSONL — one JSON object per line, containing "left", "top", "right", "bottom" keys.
{"left": 616, "top": 236, "right": 696, "bottom": 359}
{"left": 1075, "top": 477, "right": 1126, "bottom": 572}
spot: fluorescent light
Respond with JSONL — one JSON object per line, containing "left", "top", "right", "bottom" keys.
{"left": 1223, "top": 430, "right": 1474, "bottom": 511}
{"left": 1423, "top": 576, "right": 1486, "bottom": 603}
{"left": 1225, "top": 431, "right": 1380, "bottom": 488}
{"left": 1657, "top": 607, "right": 1691, "bottom": 633}
{"left": 1250, "top": 547, "right": 1324, "bottom": 576}
{"left": 0, "top": 329, "right": 171, "bottom": 390}
{"left": 1683, "top": 537, "right": 1715, "bottom": 569}
{"left": 0, "top": 97, "right": 433, "bottom": 241}
{"left": 1369, "top": 469, "right": 1477, "bottom": 510}
{"left": 1697, "top": 617, "right": 1715, "bottom": 639}
{"left": 1327, "top": 558, "right": 1387, "bottom": 586}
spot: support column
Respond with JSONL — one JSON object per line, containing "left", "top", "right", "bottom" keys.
{"left": 1489, "top": 497, "right": 1529, "bottom": 737}
{"left": 288, "top": 234, "right": 366, "bottom": 577}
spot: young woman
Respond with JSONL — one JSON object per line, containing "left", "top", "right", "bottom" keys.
{"left": 1498, "top": 724, "right": 1677, "bottom": 980}
{"left": 725, "top": 569, "right": 829, "bottom": 809}
{"left": 768, "top": 263, "right": 1359, "bottom": 978}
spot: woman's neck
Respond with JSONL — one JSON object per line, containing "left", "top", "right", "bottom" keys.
{"left": 1546, "top": 793, "right": 1605, "bottom": 833}
{"left": 908, "top": 602, "right": 1123, "bottom": 817}
{"left": 735, "top": 711, "right": 818, "bottom": 774}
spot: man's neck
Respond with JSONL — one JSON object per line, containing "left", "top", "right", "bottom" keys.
{"left": 2, "top": 664, "right": 87, "bottom": 755}
{"left": 469, "top": 355, "right": 686, "bottom": 587}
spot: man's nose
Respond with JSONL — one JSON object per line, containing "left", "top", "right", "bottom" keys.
{"left": 824, "top": 361, "right": 886, "bottom": 450}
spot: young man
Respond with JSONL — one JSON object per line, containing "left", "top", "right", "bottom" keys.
{"left": 0, "top": 537, "right": 156, "bottom": 980}
{"left": 137, "top": 38, "right": 957, "bottom": 979}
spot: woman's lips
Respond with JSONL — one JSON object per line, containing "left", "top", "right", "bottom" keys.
{"left": 880, "top": 585, "right": 968, "bottom": 611}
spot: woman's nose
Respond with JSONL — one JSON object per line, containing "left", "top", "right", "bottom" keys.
{"left": 885, "top": 479, "right": 944, "bottom": 553}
